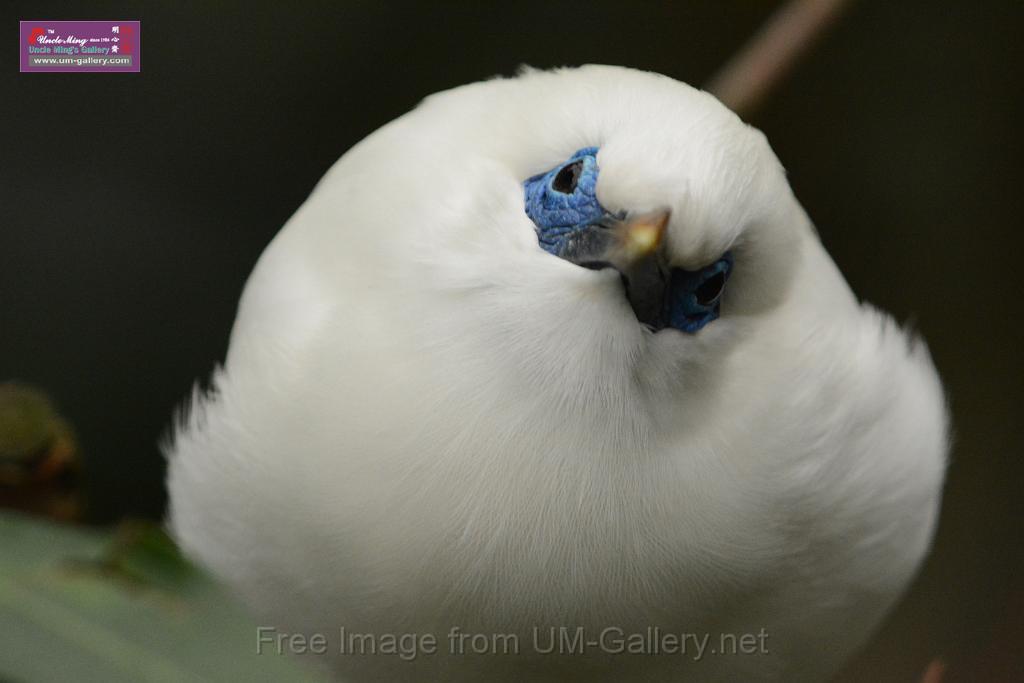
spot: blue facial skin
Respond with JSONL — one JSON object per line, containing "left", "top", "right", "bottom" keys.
{"left": 664, "top": 252, "right": 733, "bottom": 333}
{"left": 523, "top": 147, "right": 607, "bottom": 254}
{"left": 523, "top": 147, "right": 732, "bottom": 334}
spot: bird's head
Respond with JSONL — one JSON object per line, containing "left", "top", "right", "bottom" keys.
{"left": 390, "top": 66, "right": 803, "bottom": 403}
{"left": 524, "top": 146, "right": 734, "bottom": 334}
{"left": 283, "top": 65, "right": 817, "bottom": 428}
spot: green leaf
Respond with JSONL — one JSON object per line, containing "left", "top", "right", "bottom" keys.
{"left": 0, "top": 511, "right": 327, "bottom": 683}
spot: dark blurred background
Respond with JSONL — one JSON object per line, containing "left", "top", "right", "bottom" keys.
{"left": 2, "top": 1, "right": 1022, "bottom": 680}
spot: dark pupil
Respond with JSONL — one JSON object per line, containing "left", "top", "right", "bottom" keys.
{"left": 552, "top": 160, "right": 583, "bottom": 194}
{"left": 694, "top": 272, "right": 726, "bottom": 306}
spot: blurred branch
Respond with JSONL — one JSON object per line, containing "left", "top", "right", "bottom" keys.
{"left": 919, "top": 659, "right": 945, "bottom": 683}
{"left": 706, "top": 0, "right": 855, "bottom": 117}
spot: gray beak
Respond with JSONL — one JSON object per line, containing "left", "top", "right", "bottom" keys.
{"left": 557, "top": 210, "right": 671, "bottom": 328}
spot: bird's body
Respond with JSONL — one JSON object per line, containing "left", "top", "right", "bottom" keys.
{"left": 166, "top": 66, "right": 947, "bottom": 682}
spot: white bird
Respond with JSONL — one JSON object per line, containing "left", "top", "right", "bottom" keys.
{"left": 166, "top": 65, "right": 948, "bottom": 682}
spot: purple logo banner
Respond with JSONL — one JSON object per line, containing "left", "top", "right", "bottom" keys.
{"left": 20, "top": 20, "right": 141, "bottom": 73}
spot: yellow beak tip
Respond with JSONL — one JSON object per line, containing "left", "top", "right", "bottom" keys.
{"left": 621, "top": 213, "right": 669, "bottom": 260}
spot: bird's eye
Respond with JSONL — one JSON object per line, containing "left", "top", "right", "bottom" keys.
{"left": 694, "top": 271, "right": 726, "bottom": 306}
{"left": 522, "top": 147, "right": 602, "bottom": 255}
{"left": 665, "top": 253, "right": 733, "bottom": 333}
{"left": 551, "top": 160, "right": 583, "bottom": 194}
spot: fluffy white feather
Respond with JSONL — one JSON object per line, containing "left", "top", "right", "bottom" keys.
{"left": 166, "top": 65, "right": 947, "bottom": 682}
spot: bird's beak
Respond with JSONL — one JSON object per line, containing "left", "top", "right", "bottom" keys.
{"left": 557, "top": 210, "right": 671, "bottom": 329}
